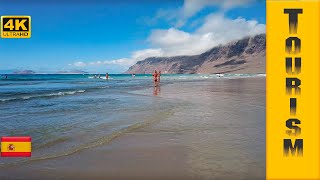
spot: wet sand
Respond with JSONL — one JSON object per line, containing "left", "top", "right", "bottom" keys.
{"left": 1, "top": 77, "right": 265, "bottom": 180}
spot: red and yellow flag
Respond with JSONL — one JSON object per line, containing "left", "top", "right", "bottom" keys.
{"left": 1, "top": 137, "right": 32, "bottom": 157}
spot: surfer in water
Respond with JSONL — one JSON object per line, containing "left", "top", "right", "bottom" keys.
{"left": 106, "top": 73, "right": 109, "bottom": 80}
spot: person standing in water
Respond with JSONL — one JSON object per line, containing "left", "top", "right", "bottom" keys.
{"left": 152, "top": 70, "right": 158, "bottom": 86}
{"left": 106, "top": 73, "right": 109, "bottom": 80}
{"left": 157, "top": 71, "right": 161, "bottom": 83}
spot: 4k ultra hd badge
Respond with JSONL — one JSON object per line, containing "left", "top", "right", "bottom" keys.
{"left": 1, "top": 16, "right": 31, "bottom": 38}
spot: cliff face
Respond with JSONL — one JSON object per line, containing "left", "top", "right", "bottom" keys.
{"left": 125, "top": 34, "right": 265, "bottom": 74}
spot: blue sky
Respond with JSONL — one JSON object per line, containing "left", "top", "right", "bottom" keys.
{"left": 0, "top": 0, "right": 265, "bottom": 73}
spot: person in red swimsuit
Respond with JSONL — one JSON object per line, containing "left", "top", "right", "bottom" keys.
{"left": 152, "top": 70, "right": 158, "bottom": 86}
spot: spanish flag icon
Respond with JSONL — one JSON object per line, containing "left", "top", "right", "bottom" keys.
{"left": 1, "top": 137, "right": 31, "bottom": 157}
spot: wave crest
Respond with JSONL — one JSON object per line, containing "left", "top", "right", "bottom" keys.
{"left": 0, "top": 90, "right": 86, "bottom": 102}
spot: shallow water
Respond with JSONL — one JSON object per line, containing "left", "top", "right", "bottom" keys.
{"left": 0, "top": 74, "right": 265, "bottom": 173}
{"left": 133, "top": 77, "right": 266, "bottom": 179}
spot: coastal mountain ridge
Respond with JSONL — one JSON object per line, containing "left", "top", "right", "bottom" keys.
{"left": 125, "top": 34, "right": 266, "bottom": 74}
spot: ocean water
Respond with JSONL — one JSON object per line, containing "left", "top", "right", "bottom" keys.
{"left": 0, "top": 73, "right": 264, "bottom": 167}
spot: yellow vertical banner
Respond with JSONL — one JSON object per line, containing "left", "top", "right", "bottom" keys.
{"left": 267, "top": 0, "right": 320, "bottom": 179}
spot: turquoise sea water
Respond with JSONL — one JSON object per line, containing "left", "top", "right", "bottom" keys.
{"left": 0, "top": 73, "right": 264, "bottom": 166}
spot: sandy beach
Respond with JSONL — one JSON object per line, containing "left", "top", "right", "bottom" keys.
{"left": 0, "top": 76, "right": 265, "bottom": 180}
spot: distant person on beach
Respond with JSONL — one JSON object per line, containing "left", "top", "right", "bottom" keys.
{"left": 157, "top": 71, "right": 161, "bottom": 83}
{"left": 152, "top": 70, "right": 158, "bottom": 86}
{"left": 106, "top": 73, "right": 109, "bottom": 80}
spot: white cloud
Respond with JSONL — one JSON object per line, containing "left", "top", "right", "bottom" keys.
{"left": 149, "top": 28, "right": 191, "bottom": 47}
{"left": 69, "top": 49, "right": 164, "bottom": 69}
{"left": 148, "top": 13, "right": 265, "bottom": 56}
{"left": 104, "top": 58, "right": 136, "bottom": 66}
{"left": 69, "top": 1, "right": 265, "bottom": 72}
{"left": 161, "top": 0, "right": 256, "bottom": 27}
{"left": 132, "top": 48, "right": 164, "bottom": 60}
{"left": 72, "top": 58, "right": 134, "bottom": 67}
{"left": 73, "top": 61, "right": 87, "bottom": 67}
{"left": 71, "top": 13, "right": 265, "bottom": 70}
{"left": 182, "top": 0, "right": 255, "bottom": 18}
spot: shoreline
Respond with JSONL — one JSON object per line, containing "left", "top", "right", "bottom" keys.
{"left": 1, "top": 77, "right": 265, "bottom": 180}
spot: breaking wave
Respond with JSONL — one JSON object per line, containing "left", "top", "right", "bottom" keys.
{"left": 0, "top": 90, "right": 86, "bottom": 102}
